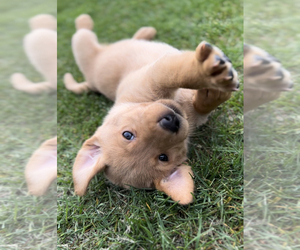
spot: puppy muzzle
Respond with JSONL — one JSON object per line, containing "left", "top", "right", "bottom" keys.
{"left": 159, "top": 113, "right": 180, "bottom": 133}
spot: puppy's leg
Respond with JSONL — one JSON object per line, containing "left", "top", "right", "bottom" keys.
{"left": 11, "top": 24, "right": 57, "bottom": 94}
{"left": 75, "top": 14, "right": 94, "bottom": 30}
{"left": 193, "top": 89, "right": 232, "bottom": 115}
{"left": 147, "top": 42, "right": 239, "bottom": 92}
{"left": 64, "top": 73, "right": 90, "bottom": 94}
{"left": 64, "top": 15, "right": 101, "bottom": 94}
{"left": 175, "top": 88, "right": 231, "bottom": 128}
{"left": 11, "top": 73, "right": 54, "bottom": 94}
{"left": 244, "top": 89, "right": 281, "bottom": 113}
{"left": 132, "top": 27, "right": 157, "bottom": 40}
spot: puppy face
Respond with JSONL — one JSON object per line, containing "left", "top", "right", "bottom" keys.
{"left": 73, "top": 100, "right": 195, "bottom": 204}
{"left": 244, "top": 44, "right": 293, "bottom": 91}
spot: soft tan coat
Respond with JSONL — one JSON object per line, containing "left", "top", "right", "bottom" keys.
{"left": 65, "top": 14, "right": 239, "bottom": 204}
{"left": 10, "top": 14, "right": 57, "bottom": 94}
{"left": 244, "top": 44, "right": 293, "bottom": 112}
{"left": 25, "top": 137, "right": 57, "bottom": 196}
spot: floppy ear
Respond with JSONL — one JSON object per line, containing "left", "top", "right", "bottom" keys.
{"left": 196, "top": 41, "right": 213, "bottom": 62}
{"left": 154, "top": 165, "right": 194, "bottom": 205}
{"left": 25, "top": 137, "right": 57, "bottom": 196}
{"left": 73, "top": 135, "right": 106, "bottom": 196}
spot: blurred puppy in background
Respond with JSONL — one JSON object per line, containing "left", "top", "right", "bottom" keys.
{"left": 10, "top": 14, "right": 57, "bottom": 195}
{"left": 10, "top": 14, "right": 57, "bottom": 94}
{"left": 244, "top": 44, "right": 293, "bottom": 112}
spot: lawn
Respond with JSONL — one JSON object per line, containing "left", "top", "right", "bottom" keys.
{"left": 244, "top": 0, "right": 300, "bottom": 249}
{"left": 0, "top": 0, "right": 57, "bottom": 249}
{"left": 57, "top": 0, "right": 243, "bottom": 249}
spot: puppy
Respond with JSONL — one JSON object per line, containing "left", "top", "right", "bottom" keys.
{"left": 64, "top": 14, "right": 239, "bottom": 204}
{"left": 25, "top": 137, "right": 57, "bottom": 196}
{"left": 244, "top": 44, "right": 293, "bottom": 112}
{"left": 10, "top": 14, "right": 57, "bottom": 94}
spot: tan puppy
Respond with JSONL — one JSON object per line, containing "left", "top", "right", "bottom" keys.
{"left": 65, "top": 14, "right": 239, "bottom": 204}
{"left": 10, "top": 14, "right": 57, "bottom": 94}
{"left": 244, "top": 44, "right": 293, "bottom": 112}
{"left": 25, "top": 137, "right": 57, "bottom": 196}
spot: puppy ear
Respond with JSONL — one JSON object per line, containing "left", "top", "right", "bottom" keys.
{"left": 25, "top": 137, "right": 57, "bottom": 196}
{"left": 196, "top": 41, "right": 213, "bottom": 62}
{"left": 154, "top": 165, "right": 194, "bottom": 205}
{"left": 73, "top": 135, "right": 106, "bottom": 196}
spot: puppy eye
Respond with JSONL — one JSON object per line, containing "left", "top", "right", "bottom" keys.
{"left": 122, "top": 131, "right": 135, "bottom": 140}
{"left": 158, "top": 154, "right": 168, "bottom": 162}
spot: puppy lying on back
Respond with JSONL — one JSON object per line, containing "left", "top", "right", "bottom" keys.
{"left": 244, "top": 44, "right": 293, "bottom": 112}
{"left": 64, "top": 15, "right": 239, "bottom": 204}
{"left": 10, "top": 14, "right": 57, "bottom": 94}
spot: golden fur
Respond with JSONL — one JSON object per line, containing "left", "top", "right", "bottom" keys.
{"left": 25, "top": 137, "right": 57, "bottom": 196}
{"left": 10, "top": 14, "right": 57, "bottom": 94}
{"left": 65, "top": 14, "right": 239, "bottom": 205}
{"left": 244, "top": 44, "right": 293, "bottom": 112}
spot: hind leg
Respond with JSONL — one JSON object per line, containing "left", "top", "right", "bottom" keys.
{"left": 75, "top": 14, "right": 94, "bottom": 30}
{"left": 132, "top": 27, "right": 157, "bottom": 40}
{"left": 72, "top": 15, "right": 101, "bottom": 76}
{"left": 64, "top": 73, "right": 90, "bottom": 94}
{"left": 64, "top": 15, "right": 101, "bottom": 94}
{"left": 11, "top": 73, "right": 54, "bottom": 94}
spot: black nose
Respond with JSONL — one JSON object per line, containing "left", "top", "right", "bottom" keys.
{"left": 159, "top": 114, "right": 180, "bottom": 133}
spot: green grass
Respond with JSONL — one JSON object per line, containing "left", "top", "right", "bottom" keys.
{"left": 0, "top": 0, "right": 57, "bottom": 249}
{"left": 57, "top": 0, "right": 243, "bottom": 249}
{"left": 244, "top": 0, "right": 300, "bottom": 249}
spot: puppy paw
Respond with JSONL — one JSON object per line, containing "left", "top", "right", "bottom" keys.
{"left": 10, "top": 73, "right": 27, "bottom": 88}
{"left": 63, "top": 73, "right": 90, "bottom": 94}
{"left": 244, "top": 44, "right": 293, "bottom": 92}
{"left": 193, "top": 88, "right": 231, "bottom": 114}
{"left": 75, "top": 14, "right": 94, "bottom": 30}
{"left": 133, "top": 27, "right": 157, "bottom": 40}
{"left": 244, "top": 88, "right": 281, "bottom": 112}
{"left": 195, "top": 41, "right": 239, "bottom": 92}
{"left": 29, "top": 14, "right": 57, "bottom": 31}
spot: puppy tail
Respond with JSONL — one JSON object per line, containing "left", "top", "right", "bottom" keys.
{"left": 10, "top": 73, "right": 55, "bottom": 94}
{"left": 64, "top": 73, "right": 90, "bottom": 94}
{"left": 75, "top": 14, "right": 94, "bottom": 30}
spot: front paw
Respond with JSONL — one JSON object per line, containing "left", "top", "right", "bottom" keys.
{"left": 244, "top": 44, "right": 293, "bottom": 92}
{"left": 244, "top": 88, "right": 281, "bottom": 112}
{"left": 196, "top": 42, "right": 240, "bottom": 92}
{"left": 193, "top": 88, "right": 231, "bottom": 115}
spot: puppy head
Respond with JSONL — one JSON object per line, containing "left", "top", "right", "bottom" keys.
{"left": 73, "top": 100, "right": 195, "bottom": 205}
{"left": 195, "top": 41, "right": 239, "bottom": 92}
{"left": 29, "top": 14, "right": 57, "bottom": 31}
{"left": 244, "top": 44, "right": 293, "bottom": 92}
